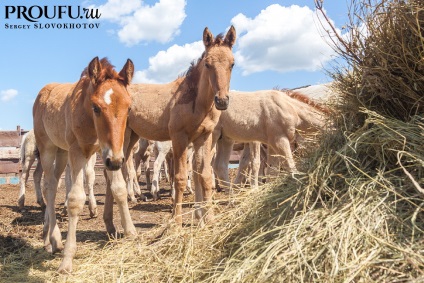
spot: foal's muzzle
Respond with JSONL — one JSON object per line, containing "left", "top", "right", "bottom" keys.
{"left": 214, "top": 95, "right": 229, "bottom": 110}
{"left": 103, "top": 149, "right": 125, "bottom": 171}
{"left": 105, "top": 157, "right": 124, "bottom": 171}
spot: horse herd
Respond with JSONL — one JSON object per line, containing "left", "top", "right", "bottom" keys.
{"left": 16, "top": 26, "right": 329, "bottom": 273}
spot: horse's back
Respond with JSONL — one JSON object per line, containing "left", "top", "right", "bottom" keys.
{"left": 33, "top": 82, "right": 76, "bottom": 150}
{"left": 221, "top": 90, "right": 299, "bottom": 140}
{"left": 34, "top": 82, "right": 74, "bottom": 113}
{"left": 128, "top": 83, "right": 175, "bottom": 141}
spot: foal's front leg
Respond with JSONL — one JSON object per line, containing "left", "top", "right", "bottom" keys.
{"left": 85, "top": 153, "right": 98, "bottom": 218}
{"left": 102, "top": 168, "right": 116, "bottom": 236}
{"left": 58, "top": 148, "right": 88, "bottom": 274}
{"left": 171, "top": 137, "right": 188, "bottom": 225}
{"left": 249, "top": 142, "right": 261, "bottom": 190}
{"left": 18, "top": 155, "right": 34, "bottom": 210}
{"left": 105, "top": 169, "right": 137, "bottom": 237}
{"left": 122, "top": 151, "right": 138, "bottom": 203}
{"left": 193, "top": 133, "right": 215, "bottom": 224}
{"left": 39, "top": 147, "right": 65, "bottom": 254}
{"left": 213, "top": 137, "right": 234, "bottom": 193}
{"left": 234, "top": 143, "right": 250, "bottom": 187}
{"left": 122, "top": 128, "right": 141, "bottom": 202}
{"left": 151, "top": 150, "right": 168, "bottom": 201}
{"left": 33, "top": 161, "right": 45, "bottom": 208}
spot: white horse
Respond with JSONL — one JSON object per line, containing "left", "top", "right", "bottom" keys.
{"left": 18, "top": 129, "right": 44, "bottom": 211}
{"left": 133, "top": 139, "right": 154, "bottom": 190}
{"left": 123, "top": 142, "right": 142, "bottom": 203}
{"left": 18, "top": 129, "right": 99, "bottom": 217}
{"left": 231, "top": 142, "right": 267, "bottom": 189}
{"left": 150, "top": 140, "right": 194, "bottom": 201}
{"left": 133, "top": 139, "right": 194, "bottom": 201}
{"left": 213, "top": 90, "right": 329, "bottom": 191}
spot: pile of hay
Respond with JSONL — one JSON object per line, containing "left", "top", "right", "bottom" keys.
{"left": 3, "top": 0, "right": 424, "bottom": 282}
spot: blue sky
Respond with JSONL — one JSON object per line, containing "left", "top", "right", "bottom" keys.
{"left": 0, "top": 0, "right": 348, "bottom": 131}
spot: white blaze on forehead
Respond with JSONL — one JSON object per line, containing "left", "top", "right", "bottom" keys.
{"left": 104, "top": 88, "right": 114, "bottom": 105}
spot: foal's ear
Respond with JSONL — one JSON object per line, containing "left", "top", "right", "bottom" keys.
{"left": 88, "top": 56, "right": 101, "bottom": 86}
{"left": 203, "top": 27, "right": 214, "bottom": 48}
{"left": 224, "top": 25, "right": 236, "bottom": 49}
{"left": 119, "top": 59, "right": 134, "bottom": 86}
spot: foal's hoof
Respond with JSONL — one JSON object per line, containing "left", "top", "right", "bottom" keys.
{"left": 106, "top": 227, "right": 118, "bottom": 239}
{"left": 44, "top": 242, "right": 63, "bottom": 254}
{"left": 51, "top": 240, "right": 64, "bottom": 254}
{"left": 61, "top": 207, "right": 68, "bottom": 217}
{"left": 150, "top": 192, "right": 160, "bottom": 201}
{"left": 17, "top": 197, "right": 25, "bottom": 211}
{"left": 128, "top": 196, "right": 137, "bottom": 203}
{"left": 44, "top": 244, "right": 53, "bottom": 254}
{"left": 89, "top": 208, "right": 98, "bottom": 218}
{"left": 38, "top": 201, "right": 46, "bottom": 210}
{"left": 204, "top": 212, "right": 215, "bottom": 225}
{"left": 125, "top": 229, "right": 138, "bottom": 239}
{"left": 58, "top": 258, "right": 73, "bottom": 274}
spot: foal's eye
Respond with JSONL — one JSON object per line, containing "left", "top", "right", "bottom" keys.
{"left": 230, "top": 63, "right": 235, "bottom": 69}
{"left": 92, "top": 104, "right": 101, "bottom": 115}
{"left": 205, "top": 63, "right": 211, "bottom": 69}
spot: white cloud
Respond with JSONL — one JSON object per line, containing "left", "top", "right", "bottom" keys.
{"left": 231, "top": 4, "right": 338, "bottom": 75}
{"left": 133, "top": 41, "right": 204, "bottom": 83}
{"left": 1, "top": 89, "right": 18, "bottom": 101}
{"left": 90, "top": 0, "right": 142, "bottom": 22}
{"left": 91, "top": 0, "right": 186, "bottom": 46}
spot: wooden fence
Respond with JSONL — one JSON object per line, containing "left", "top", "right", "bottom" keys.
{"left": 0, "top": 126, "right": 27, "bottom": 184}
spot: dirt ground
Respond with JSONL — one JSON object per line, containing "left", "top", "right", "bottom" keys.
{"left": 0, "top": 169, "right": 231, "bottom": 253}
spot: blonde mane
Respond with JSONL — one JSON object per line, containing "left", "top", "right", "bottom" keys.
{"left": 284, "top": 90, "right": 331, "bottom": 115}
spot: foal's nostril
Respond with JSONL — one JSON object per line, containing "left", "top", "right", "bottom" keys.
{"left": 104, "top": 157, "right": 123, "bottom": 171}
{"left": 214, "top": 95, "right": 229, "bottom": 110}
{"left": 105, "top": 158, "right": 111, "bottom": 168}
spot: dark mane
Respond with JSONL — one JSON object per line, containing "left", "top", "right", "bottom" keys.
{"left": 284, "top": 90, "right": 332, "bottom": 115}
{"left": 176, "top": 53, "right": 205, "bottom": 108}
{"left": 80, "top": 57, "right": 123, "bottom": 83}
{"left": 185, "top": 53, "right": 204, "bottom": 86}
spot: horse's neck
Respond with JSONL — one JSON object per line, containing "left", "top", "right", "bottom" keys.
{"left": 71, "top": 80, "right": 98, "bottom": 143}
{"left": 288, "top": 96, "right": 326, "bottom": 129}
{"left": 193, "top": 70, "right": 215, "bottom": 116}
{"left": 81, "top": 81, "right": 96, "bottom": 113}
